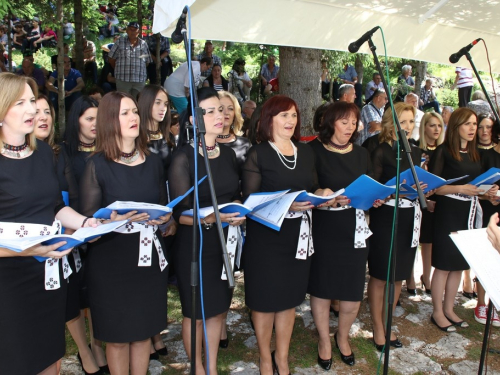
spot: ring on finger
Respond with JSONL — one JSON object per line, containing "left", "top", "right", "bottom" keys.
{"left": 229, "top": 218, "right": 233, "bottom": 224}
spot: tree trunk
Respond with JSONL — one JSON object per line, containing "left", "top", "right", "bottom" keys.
{"left": 73, "top": 0, "right": 84, "bottom": 74}
{"left": 56, "top": 0, "right": 66, "bottom": 137}
{"left": 7, "top": 11, "right": 12, "bottom": 71}
{"left": 137, "top": 0, "right": 143, "bottom": 33}
{"left": 414, "top": 61, "right": 428, "bottom": 97}
{"left": 155, "top": 33, "right": 161, "bottom": 85}
{"left": 278, "top": 46, "right": 322, "bottom": 136}
{"left": 355, "top": 54, "right": 364, "bottom": 84}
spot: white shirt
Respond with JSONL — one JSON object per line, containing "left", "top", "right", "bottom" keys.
{"left": 411, "top": 109, "right": 425, "bottom": 141}
{"left": 164, "top": 61, "right": 201, "bottom": 98}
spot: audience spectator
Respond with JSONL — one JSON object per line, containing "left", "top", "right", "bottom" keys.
{"left": 81, "top": 36, "right": 98, "bottom": 84}
{"left": 145, "top": 34, "right": 173, "bottom": 86}
{"left": 467, "top": 90, "right": 493, "bottom": 116}
{"left": 320, "top": 60, "right": 331, "bottom": 101}
{"left": 202, "top": 63, "right": 228, "bottom": 92}
{"left": 108, "top": 21, "right": 152, "bottom": 98}
{"left": 196, "top": 40, "right": 221, "bottom": 78}
{"left": 88, "top": 86, "right": 105, "bottom": 102}
{"left": 453, "top": 66, "right": 474, "bottom": 107}
{"left": 99, "top": 60, "right": 116, "bottom": 93}
{"left": 396, "top": 64, "right": 415, "bottom": 102}
{"left": 12, "top": 23, "right": 27, "bottom": 51}
{"left": 365, "top": 72, "right": 384, "bottom": 101}
{"left": 242, "top": 100, "right": 257, "bottom": 119}
{"left": 0, "top": 25, "right": 7, "bottom": 47}
{"left": 16, "top": 57, "right": 46, "bottom": 93}
{"left": 46, "top": 55, "right": 85, "bottom": 111}
{"left": 338, "top": 84, "right": 356, "bottom": 103}
{"left": 260, "top": 55, "right": 279, "bottom": 96}
{"left": 335, "top": 64, "right": 362, "bottom": 107}
{"left": 99, "top": 10, "right": 119, "bottom": 39}
{"left": 228, "top": 58, "right": 252, "bottom": 103}
{"left": 164, "top": 57, "right": 212, "bottom": 114}
{"left": 441, "top": 106, "right": 453, "bottom": 130}
{"left": 405, "top": 93, "right": 424, "bottom": 140}
{"left": 358, "top": 89, "right": 387, "bottom": 145}
{"left": 63, "top": 18, "right": 74, "bottom": 39}
{"left": 23, "top": 17, "right": 41, "bottom": 52}
{"left": 33, "top": 25, "right": 57, "bottom": 49}
{"left": 420, "top": 78, "right": 441, "bottom": 113}
{"left": 51, "top": 43, "right": 72, "bottom": 71}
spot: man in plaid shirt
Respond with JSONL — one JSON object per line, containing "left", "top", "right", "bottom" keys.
{"left": 358, "top": 89, "right": 387, "bottom": 145}
{"left": 196, "top": 41, "right": 221, "bottom": 78}
{"left": 108, "top": 21, "right": 152, "bottom": 99}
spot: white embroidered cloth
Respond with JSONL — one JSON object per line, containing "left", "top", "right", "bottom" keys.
{"left": 285, "top": 209, "right": 313, "bottom": 260}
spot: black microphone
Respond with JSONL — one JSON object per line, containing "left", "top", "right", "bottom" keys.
{"left": 171, "top": 6, "right": 188, "bottom": 44}
{"left": 348, "top": 26, "right": 380, "bottom": 53}
{"left": 449, "top": 39, "right": 482, "bottom": 63}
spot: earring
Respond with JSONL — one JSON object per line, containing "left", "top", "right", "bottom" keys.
{"left": 0, "top": 122, "right": 3, "bottom": 126}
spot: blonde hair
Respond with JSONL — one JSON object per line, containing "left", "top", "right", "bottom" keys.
{"left": 419, "top": 112, "right": 445, "bottom": 150}
{"left": 218, "top": 90, "right": 244, "bottom": 136}
{"left": 378, "top": 102, "right": 416, "bottom": 144}
{"left": 0, "top": 73, "right": 38, "bottom": 150}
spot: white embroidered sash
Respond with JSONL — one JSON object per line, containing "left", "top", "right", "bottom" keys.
{"left": 72, "top": 247, "right": 82, "bottom": 272}
{"left": 285, "top": 209, "right": 313, "bottom": 260}
{"left": 383, "top": 198, "right": 422, "bottom": 247}
{"left": 318, "top": 206, "right": 372, "bottom": 248}
{"left": 114, "top": 222, "right": 168, "bottom": 271}
{"left": 221, "top": 225, "right": 243, "bottom": 280}
{"left": 0, "top": 220, "right": 72, "bottom": 290}
{"left": 445, "top": 194, "right": 482, "bottom": 229}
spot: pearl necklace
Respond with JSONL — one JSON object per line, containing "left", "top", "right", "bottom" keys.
{"left": 269, "top": 140, "right": 297, "bottom": 170}
{"left": 1, "top": 142, "right": 32, "bottom": 158}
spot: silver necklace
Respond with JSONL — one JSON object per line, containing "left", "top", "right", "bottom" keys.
{"left": 269, "top": 140, "right": 297, "bottom": 170}
{"left": 1, "top": 142, "right": 32, "bottom": 158}
{"left": 119, "top": 149, "right": 140, "bottom": 164}
{"left": 190, "top": 140, "right": 220, "bottom": 157}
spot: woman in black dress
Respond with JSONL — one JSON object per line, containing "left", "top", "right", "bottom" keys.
{"left": 368, "top": 102, "right": 424, "bottom": 350}
{"left": 0, "top": 74, "right": 100, "bottom": 375}
{"left": 242, "top": 95, "right": 334, "bottom": 375}
{"left": 168, "top": 87, "right": 245, "bottom": 374}
{"left": 417, "top": 112, "right": 445, "bottom": 294}
{"left": 429, "top": 108, "right": 497, "bottom": 331}
{"left": 308, "top": 102, "right": 376, "bottom": 368}
{"left": 217, "top": 90, "right": 252, "bottom": 167}
{"left": 79, "top": 91, "right": 171, "bottom": 374}
{"left": 138, "top": 84, "right": 175, "bottom": 358}
{"left": 477, "top": 113, "right": 497, "bottom": 153}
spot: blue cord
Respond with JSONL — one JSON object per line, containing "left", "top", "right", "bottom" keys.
{"left": 187, "top": 7, "right": 210, "bottom": 373}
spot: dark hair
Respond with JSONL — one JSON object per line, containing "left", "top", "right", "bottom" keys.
{"left": 200, "top": 56, "right": 212, "bottom": 66}
{"left": 87, "top": 85, "right": 104, "bottom": 96}
{"left": 137, "top": 84, "right": 172, "bottom": 147}
{"left": 257, "top": 95, "right": 301, "bottom": 143}
{"left": 246, "top": 105, "right": 263, "bottom": 145}
{"left": 177, "top": 87, "right": 219, "bottom": 147}
{"left": 64, "top": 96, "right": 99, "bottom": 158}
{"left": 444, "top": 107, "right": 479, "bottom": 162}
{"left": 313, "top": 103, "right": 332, "bottom": 133}
{"left": 478, "top": 113, "right": 500, "bottom": 143}
{"left": 36, "top": 94, "right": 58, "bottom": 153}
{"left": 318, "top": 102, "right": 360, "bottom": 144}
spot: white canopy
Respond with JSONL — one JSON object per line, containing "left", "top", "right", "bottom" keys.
{"left": 153, "top": 0, "right": 500, "bottom": 73}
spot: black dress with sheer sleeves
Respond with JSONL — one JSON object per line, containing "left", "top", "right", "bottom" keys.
{"left": 169, "top": 144, "right": 240, "bottom": 319}
{"left": 219, "top": 136, "right": 252, "bottom": 168}
{"left": 429, "top": 145, "right": 481, "bottom": 271}
{"left": 419, "top": 147, "right": 436, "bottom": 244}
{"left": 79, "top": 152, "right": 169, "bottom": 342}
{"left": 307, "top": 139, "right": 372, "bottom": 302}
{"left": 0, "top": 141, "right": 67, "bottom": 375}
{"left": 242, "top": 141, "right": 319, "bottom": 312}
{"left": 480, "top": 148, "right": 500, "bottom": 227}
{"left": 368, "top": 141, "right": 422, "bottom": 281}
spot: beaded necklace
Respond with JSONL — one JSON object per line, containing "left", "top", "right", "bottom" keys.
{"left": 1, "top": 142, "right": 31, "bottom": 158}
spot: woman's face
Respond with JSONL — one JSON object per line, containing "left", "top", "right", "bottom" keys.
{"left": 119, "top": 97, "right": 140, "bottom": 142}
{"left": 34, "top": 98, "right": 52, "bottom": 141}
{"left": 196, "top": 96, "right": 223, "bottom": 137}
{"left": 393, "top": 110, "right": 415, "bottom": 140}
{"left": 272, "top": 106, "right": 298, "bottom": 142}
{"left": 458, "top": 114, "right": 477, "bottom": 144}
{"left": 2, "top": 83, "right": 36, "bottom": 141}
{"left": 478, "top": 118, "right": 494, "bottom": 144}
{"left": 424, "top": 116, "right": 443, "bottom": 143}
{"left": 79, "top": 107, "right": 98, "bottom": 144}
{"left": 220, "top": 96, "right": 235, "bottom": 129}
{"left": 211, "top": 65, "right": 222, "bottom": 79}
{"left": 151, "top": 91, "right": 169, "bottom": 124}
{"left": 331, "top": 113, "right": 357, "bottom": 145}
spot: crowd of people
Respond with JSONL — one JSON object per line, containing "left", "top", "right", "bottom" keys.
{"left": 1, "top": 12, "right": 500, "bottom": 375}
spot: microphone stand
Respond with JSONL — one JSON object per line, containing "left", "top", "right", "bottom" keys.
{"left": 178, "top": 19, "right": 236, "bottom": 375}
{"left": 366, "top": 37, "right": 427, "bottom": 375}
{"left": 460, "top": 51, "right": 500, "bottom": 374}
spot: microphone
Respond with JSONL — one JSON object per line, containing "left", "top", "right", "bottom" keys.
{"left": 348, "top": 26, "right": 380, "bottom": 53}
{"left": 449, "top": 39, "right": 482, "bottom": 63}
{"left": 171, "top": 6, "right": 188, "bottom": 44}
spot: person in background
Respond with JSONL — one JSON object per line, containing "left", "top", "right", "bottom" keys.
{"left": 203, "top": 63, "right": 228, "bottom": 92}
{"left": 88, "top": 86, "right": 105, "bottom": 102}
{"left": 396, "top": 65, "right": 415, "bottom": 102}
{"left": 46, "top": 55, "right": 85, "bottom": 113}
{"left": 23, "top": 17, "right": 41, "bottom": 52}
{"left": 441, "top": 106, "right": 454, "bottom": 130}
{"left": 365, "top": 73, "right": 384, "bottom": 102}
{"left": 196, "top": 40, "right": 221, "bottom": 78}
{"left": 335, "top": 64, "right": 362, "bottom": 107}
{"left": 453, "top": 67, "right": 474, "bottom": 107}
{"left": 12, "top": 23, "right": 27, "bottom": 51}
{"left": 242, "top": 100, "right": 257, "bottom": 120}
{"left": 81, "top": 36, "right": 98, "bottom": 84}
{"left": 145, "top": 34, "right": 173, "bottom": 86}
{"left": 467, "top": 90, "right": 494, "bottom": 117}
{"left": 33, "top": 25, "right": 57, "bottom": 48}
{"left": 420, "top": 78, "right": 441, "bottom": 114}
{"left": 16, "top": 57, "right": 46, "bottom": 94}
{"left": 260, "top": 55, "right": 279, "bottom": 96}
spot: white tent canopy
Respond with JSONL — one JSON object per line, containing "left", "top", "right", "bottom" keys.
{"left": 154, "top": 0, "right": 500, "bottom": 73}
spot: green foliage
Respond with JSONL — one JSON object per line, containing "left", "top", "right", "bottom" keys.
{"left": 439, "top": 88, "right": 459, "bottom": 107}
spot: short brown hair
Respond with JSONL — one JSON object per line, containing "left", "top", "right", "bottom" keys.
{"left": 95, "top": 91, "right": 149, "bottom": 160}
{"left": 317, "top": 102, "right": 359, "bottom": 144}
{"left": 444, "top": 107, "right": 479, "bottom": 162}
{"left": 257, "top": 95, "right": 301, "bottom": 143}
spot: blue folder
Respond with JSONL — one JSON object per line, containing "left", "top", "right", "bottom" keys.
{"left": 343, "top": 175, "right": 394, "bottom": 210}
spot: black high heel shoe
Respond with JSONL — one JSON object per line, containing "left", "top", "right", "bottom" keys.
{"left": 407, "top": 287, "right": 417, "bottom": 296}
{"left": 271, "top": 350, "right": 291, "bottom": 375}
{"left": 420, "top": 275, "right": 431, "bottom": 294}
{"left": 316, "top": 345, "right": 332, "bottom": 370}
{"left": 89, "top": 344, "right": 109, "bottom": 374}
{"left": 334, "top": 333, "right": 354, "bottom": 366}
{"left": 219, "top": 337, "right": 229, "bottom": 349}
{"left": 77, "top": 352, "right": 104, "bottom": 375}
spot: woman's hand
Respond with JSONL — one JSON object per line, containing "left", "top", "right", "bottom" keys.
{"left": 487, "top": 213, "right": 500, "bottom": 253}
{"left": 328, "top": 195, "right": 350, "bottom": 208}
{"left": 372, "top": 199, "right": 385, "bottom": 208}
{"left": 459, "top": 184, "right": 482, "bottom": 196}
{"left": 146, "top": 213, "right": 172, "bottom": 226}
{"left": 426, "top": 200, "right": 436, "bottom": 212}
{"left": 485, "top": 185, "right": 499, "bottom": 199}
{"left": 108, "top": 210, "right": 150, "bottom": 223}
{"left": 204, "top": 212, "right": 246, "bottom": 227}
{"left": 163, "top": 221, "right": 178, "bottom": 237}
{"left": 289, "top": 201, "right": 314, "bottom": 212}
{"left": 315, "top": 188, "right": 337, "bottom": 208}
{"left": 82, "top": 217, "right": 101, "bottom": 228}
{"left": 21, "top": 241, "right": 72, "bottom": 259}
{"left": 425, "top": 189, "right": 436, "bottom": 198}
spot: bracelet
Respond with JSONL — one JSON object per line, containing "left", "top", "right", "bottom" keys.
{"left": 202, "top": 218, "right": 213, "bottom": 230}
{"left": 81, "top": 217, "right": 90, "bottom": 228}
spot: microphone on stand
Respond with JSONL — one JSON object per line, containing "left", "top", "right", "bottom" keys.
{"left": 348, "top": 26, "right": 380, "bottom": 53}
{"left": 449, "top": 39, "right": 482, "bottom": 63}
{"left": 170, "top": 6, "right": 188, "bottom": 44}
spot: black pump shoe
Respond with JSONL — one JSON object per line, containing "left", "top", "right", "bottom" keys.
{"left": 317, "top": 345, "right": 332, "bottom": 370}
{"left": 334, "top": 333, "right": 354, "bottom": 366}
{"left": 219, "top": 338, "right": 229, "bottom": 349}
{"left": 77, "top": 352, "right": 104, "bottom": 375}
{"left": 420, "top": 275, "right": 431, "bottom": 294}
{"left": 271, "top": 350, "right": 291, "bottom": 375}
{"left": 88, "top": 344, "right": 109, "bottom": 374}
